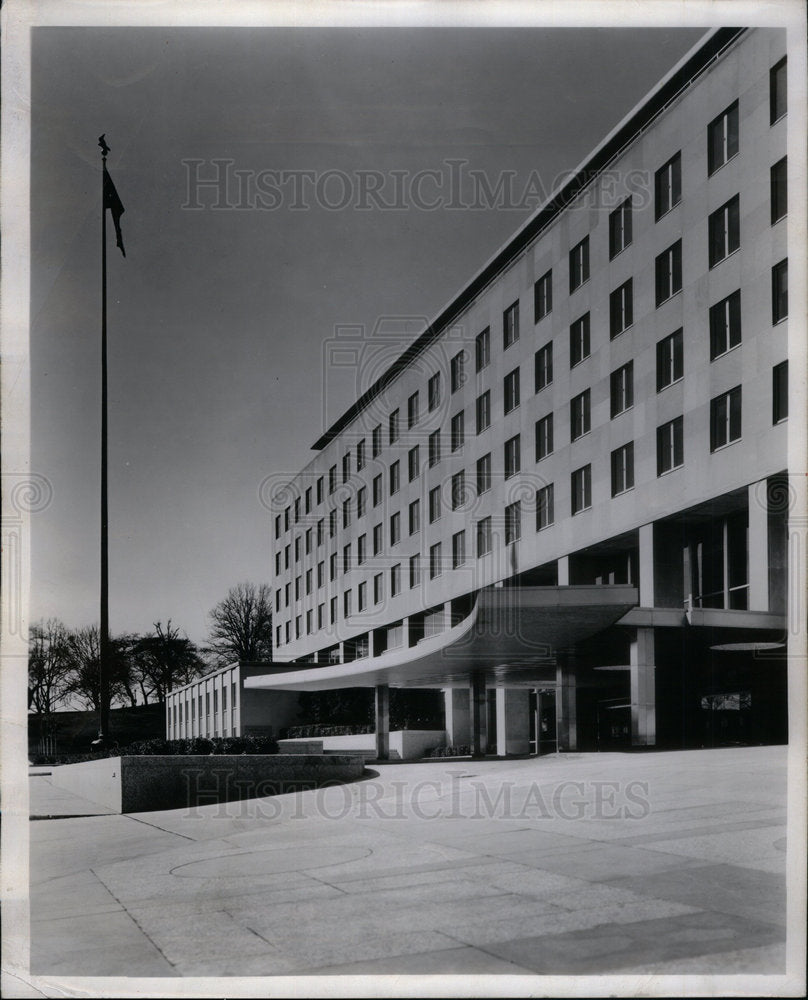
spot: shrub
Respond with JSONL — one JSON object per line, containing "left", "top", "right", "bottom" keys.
{"left": 428, "top": 745, "right": 472, "bottom": 758}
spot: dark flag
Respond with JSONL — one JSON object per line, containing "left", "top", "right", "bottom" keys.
{"left": 103, "top": 166, "right": 126, "bottom": 257}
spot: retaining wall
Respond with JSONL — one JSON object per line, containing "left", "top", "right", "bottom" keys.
{"left": 278, "top": 730, "right": 446, "bottom": 760}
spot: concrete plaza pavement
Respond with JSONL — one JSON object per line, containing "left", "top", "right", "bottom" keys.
{"left": 24, "top": 745, "right": 801, "bottom": 990}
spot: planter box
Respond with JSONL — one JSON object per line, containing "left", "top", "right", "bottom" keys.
{"left": 48, "top": 754, "right": 365, "bottom": 814}
{"left": 278, "top": 730, "right": 446, "bottom": 761}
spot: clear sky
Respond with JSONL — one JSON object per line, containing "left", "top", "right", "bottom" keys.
{"left": 30, "top": 24, "right": 705, "bottom": 645}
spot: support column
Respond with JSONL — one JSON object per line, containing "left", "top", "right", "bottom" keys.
{"left": 495, "top": 688, "right": 531, "bottom": 756}
{"left": 443, "top": 687, "right": 471, "bottom": 747}
{"left": 555, "top": 652, "right": 577, "bottom": 751}
{"left": 639, "top": 522, "right": 655, "bottom": 608}
{"left": 630, "top": 628, "right": 656, "bottom": 746}
{"left": 470, "top": 671, "right": 488, "bottom": 757}
{"left": 374, "top": 683, "right": 389, "bottom": 761}
{"left": 557, "top": 555, "right": 570, "bottom": 586}
{"left": 748, "top": 482, "right": 769, "bottom": 611}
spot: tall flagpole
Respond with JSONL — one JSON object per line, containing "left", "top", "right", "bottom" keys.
{"left": 99, "top": 138, "right": 110, "bottom": 744}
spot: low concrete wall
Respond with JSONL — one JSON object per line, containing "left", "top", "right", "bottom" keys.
{"left": 50, "top": 754, "right": 365, "bottom": 814}
{"left": 278, "top": 730, "right": 446, "bottom": 761}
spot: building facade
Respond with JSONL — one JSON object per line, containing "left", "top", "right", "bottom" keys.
{"left": 250, "top": 27, "right": 792, "bottom": 757}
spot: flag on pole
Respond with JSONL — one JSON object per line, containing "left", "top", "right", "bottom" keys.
{"left": 103, "top": 166, "right": 126, "bottom": 257}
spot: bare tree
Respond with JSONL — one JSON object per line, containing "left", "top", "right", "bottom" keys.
{"left": 207, "top": 582, "right": 273, "bottom": 666}
{"left": 28, "top": 619, "right": 72, "bottom": 717}
{"left": 61, "top": 625, "right": 133, "bottom": 711}
{"left": 131, "top": 620, "right": 205, "bottom": 702}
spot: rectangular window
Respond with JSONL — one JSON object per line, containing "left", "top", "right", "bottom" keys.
{"left": 356, "top": 439, "right": 366, "bottom": 471}
{"left": 535, "top": 414, "right": 553, "bottom": 461}
{"left": 295, "top": 536, "right": 301, "bottom": 561}
{"left": 373, "top": 572, "right": 384, "bottom": 604}
{"left": 305, "top": 568, "right": 312, "bottom": 595}
{"left": 342, "top": 453, "right": 350, "bottom": 484}
{"left": 655, "top": 152, "right": 681, "bottom": 220}
{"left": 317, "top": 477, "right": 324, "bottom": 505}
{"left": 657, "top": 329, "right": 683, "bottom": 391}
{"left": 477, "top": 453, "right": 491, "bottom": 494}
{"left": 285, "top": 581, "right": 290, "bottom": 606}
{"left": 503, "top": 301, "right": 520, "bottom": 349}
{"left": 428, "top": 372, "right": 441, "bottom": 412}
{"left": 329, "top": 552, "right": 337, "bottom": 581}
{"left": 504, "top": 434, "right": 521, "bottom": 479}
{"left": 708, "top": 195, "right": 740, "bottom": 267}
{"left": 451, "top": 410, "right": 464, "bottom": 452}
{"left": 284, "top": 507, "right": 290, "bottom": 531}
{"left": 536, "top": 483, "right": 554, "bottom": 531}
{"left": 344, "top": 590, "right": 352, "bottom": 618}
{"left": 357, "top": 534, "right": 366, "bottom": 565}
{"left": 771, "top": 157, "right": 787, "bottom": 224}
{"left": 274, "top": 551, "right": 281, "bottom": 575}
{"left": 571, "top": 465, "right": 592, "bottom": 515}
{"left": 609, "top": 198, "right": 632, "bottom": 258}
{"left": 373, "top": 473, "right": 383, "bottom": 507}
{"left": 342, "top": 499, "right": 350, "bottom": 530}
{"left": 305, "top": 528, "right": 312, "bottom": 555}
{"left": 329, "top": 465, "right": 337, "bottom": 494}
{"left": 611, "top": 443, "right": 634, "bottom": 496}
{"left": 409, "top": 499, "right": 420, "bottom": 535}
{"left": 372, "top": 424, "right": 382, "bottom": 457}
{"left": 710, "top": 386, "right": 742, "bottom": 451}
{"left": 504, "top": 368, "right": 520, "bottom": 413}
{"left": 610, "top": 361, "right": 634, "bottom": 417}
{"left": 709, "top": 290, "right": 741, "bottom": 360}
{"left": 477, "top": 516, "right": 492, "bottom": 556}
{"left": 476, "top": 391, "right": 491, "bottom": 434}
{"left": 773, "top": 361, "right": 788, "bottom": 423}
{"left": 409, "top": 553, "right": 421, "bottom": 588}
{"left": 772, "top": 259, "right": 788, "bottom": 323}
{"left": 317, "top": 604, "right": 324, "bottom": 629}
{"left": 408, "top": 445, "right": 420, "bottom": 482}
{"left": 655, "top": 240, "right": 682, "bottom": 305}
{"left": 389, "top": 409, "right": 400, "bottom": 444}
{"left": 505, "top": 500, "right": 521, "bottom": 545}
{"left": 329, "top": 508, "right": 337, "bottom": 538}
{"left": 330, "top": 596, "right": 337, "bottom": 625}
{"left": 389, "top": 460, "right": 400, "bottom": 495}
{"left": 569, "top": 236, "right": 590, "bottom": 292}
{"left": 770, "top": 57, "right": 787, "bottom": 124}
{"left": 357, "top": 487, "right": 366, "bottom": 519}
{"left": 317, "top": 518, "right": 324, "bottom": 547}
{"left": 295, "top": 615, "right": 302, "bottom": 639}
{"left": 609, "top": 279, "right": 633, "bottom": 338}
{"left": 317, "top": 561, "right": 324, "bottom": 589}
{"left": 285, "top": 621, "right": 290, "bottom": 643}
{"left": 390, "top": 511, "right": 401, "bottom": 546}
{"left": 294, "top": 497, "right": 300, "bottom": 523}
{"left": 407, "top": 391, "right": 419, "bottom": 428}
{"left": 452, "top": 530, "right": 466, "bottom": 568}
{"left": 306, "top": 609, "right": 313, "bottom": 634}
{"left": 343, "top": 543, "right": 351, "bottom": 574}
{"left": 429, "top": 485, "right": 441, "bottom": 524}
{"left": 358, "top": 581, "right": 367, "bottom": 613}
{"left": 430, "top": 542, "right": 442, "bottom": 579}
{"left": 275, "top": 514, "right": 281, "bottom": 539}
{"left": 475, "top": 327, "right": 490, "bottom": 372}
{"left": 373, "top": 522, "right": 383, "bottom": 555}
{"left": 295, "top": 576, "right": 301, "bottom": 600}
{"left": 451, "top": 470, "right": 465, "bottom": 511}
{"left": 570, "top": 389, "right": 591, "bottom": 441}
{"left": 534, "top": 269, "right": 552, "bottom": 322}
{"left": 657, "top": 416, "right": 684, "bottom": 475}
{"left": 570, "top": 313, "right": 590, "bottom": 367}
{"left": 284, "top": 544, "right": 290, "bottom": 569}
{"left": 708, "top": 100, "right": 739, "bottom": 175}
{"left": 428, "top": 429, "right": 441, "bottom": 467}
{"left": 535, "top": 343, "right": 552, "bottom": 392}
{"left": 305, "top": 487, "right": 312, "bottom": 514}
{"left": 391, "top": 563, "right": 401, "bottom": 597}
{"left": 451, "top": 351, "right": 466, "bottom": 393}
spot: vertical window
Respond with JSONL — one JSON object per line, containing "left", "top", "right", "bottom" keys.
{"left": 570, "top": 389, "right": 591, "bottom": 441}
{"left": 504, "top": 434, "right": 521, "bottom": 479}
{"left": 329, "top": 465, "right": 337, "bottom": 494}
{"left": 295, "top": 576, "right": 301, "bottom": 600}
{"left": 373, "top": 522, "right": 383, "bottom": 555}
{"left": 710, "top": 387, "right": 742, "bottom": 451}
{"left": 536, "top": 483, "right": 554, "bottom": 530}
{"left": 773, "top": 361, "right": 788, "bottom": 423}
{"left": 655, "top": 240, "right": 682, "bottom": 305}
{"left": 657, "top": 329, "right": 683, "bottom": 391}
{"left": 709, "top": 290, "right": 742, "bottom": 360}
{"left": 284, "top": 544, "right": 290, "bottom": 569}
{"left": 535, "top": 414, "right": 553, "bottom": 461}
{"left": 569, "top": 236, "right": 590, "bottom": 292}
{"left": 771, "top": 157, "right": 787, "bottom": 224}
{"left": 284, "top": 507, "right": 290, "bottom": 531}
{"left": 770, "top": 57, "right": 787, "bottom": 124}
{"left": 342, "top": 499, "right": 350, "bottom": 529}
{"left": 317, "top": 477, "right": 324, "bottom": 505}
{"left": 505, "top": 501, "right": 521, "bottom": 545}
{"left": 306, "top": 609, "right": 313, "bottom": 634}
{"left": 305, "top": 487, "right": 312, "bottom": 514}
{"left": 285, "top": 621, "right": 291, "bottom": 643}
{"left": 373, "top": 572, "right": 384, "bottom": 604}
{"left": 430, "top": 542, "right": 442, "bottom": 579}
{"left": 343, "top": 543, "right": 351, "bottom": 573}
{"left": 305, "top": 527, "right": 312, "bottom": 554}
{"left": 535, "top": 343, "right": 553, "bottom": 392}
{"left": 342, "top": 453, "right": 351, "bottom": 484}
{"left": 390, "top": 511, "right": 401, "bottom": 545}
{"left": 357, "top": 534, "right": 366, "bottom": 565}
{"left": 344, "top": 590, "right": 352, "bottom": 618}
{"left": 295, "top": 536, "right": 302, "bottom": 561}
{"left": 609, "top": 198, "right": 633, "bottom": 258}
{"left": 611, "top": 443, "right": 635, "bottom": 496}
{"left": 410, "top": 553, "right": 421, "bottom": 588}
{"left": 534, "top": 269, "right": 552, "bottom": 322}
{"left": 476, "top": 391, "right": 491, "bottom": 434}
{"left": 428, "top": 372, "right": 441, "bottom": 412}
{"left": 329, "top": 552, "right": 337, "bottom": 581}
{"left": 657, "top": 416, "right": 684, "bottom": 475}
{"left": 330, "top": 596, "right": 337, "bottom": 625}
{"left": 317, "top": 518, "right": 324, "bottom": 546}
{"left": 609, "top": 279, "right": 633, "bottom": 338}
{"left": 285, "top": 581, "right": 290, "bottom": 606}
{"left": 274, "top": 551, "right": 281, "bottom": 575}
{"left": 317, "top": 561, "right": 324, "bottom": 588}
{"left": 357, "top": 487, "right": 366, "bottom": 519}
{"left": 451, "top": 411, "right": 465, "bottom": 452}
{"left": 407, "top": 391, "right": 419, "bottom": 428}
{"left": 504, "top": 368, "right": 520, "bottom": 413}
{"left": 274, "top": 514, "right": 281, "bottom": 539}
{"left": 372, "top": 424, "right": 382, "bottom": 457}
{"left": 708, "top": 100, "right": 739, "bottom": 175}
{"left": 772, "top": 259, "right": 788, "bottom": 323}
{"left": 428, "top": 429, "right": 441, "bottom": 467}
{"left": 571, "top": 465, "right": 592, "bottom": 515}
{"left": 475, "top": 327, "right": 490, "bottom": 372}
{"left": 708, "top": 195, "right": 740, "bottom": 267}
{"left": 428, "top": 485, "right": 441, "bottom": 524}
{"left": 391, "top": 563, "right": 401, "bottom": 597}
{"left": 476, "top": 453, "right": 491, "bottom": 494}
{"left": 389, "top": 460, "right": 400, "bottom": 495}
{"left": 655, "top": 152, "right": 681, "bottom": 220}
{"left": 409, "top": 499, "right": 420, "bottom": 535}
{"left": 373, "top": 473, "right": 383, "bottom": 506}
{"left": 477, "top": 516, "right": 492, "bottom": 556}
{"left": 451, "top": 470, "right": 465, "bottom": 510}
{"left": 503, "top": 301, "right": 520, "bottom": 349}
{"left": 294, "top": 497, "right": 300, "bottom": 523}
{"left": 408, "top": 445, "right": 420, "bottom": 482}
{"left": 451, "top": 351, "right": 466, "bottom": 393}
{"left": 452, "top": 530, "right": 466, "bottom": 568}
{"left": 570, "top": 313, "right": 591, "bottom": 366}
{"left": 317, "top": 604, "right": 324, "bottom": 629}
{"left": 295, "top": 615, "right": 302, "bottom": 638}
{"left": 358, "top": 581, "right": 367, "bottom": 612}
{"left": 610, "top": 362, "right": 634, "bottom": 417}
{"left": 389, "top": 409, "right": 400, "bottom": 444}
{"left": 356, "top": 439, "right": 365, "bottom": 470}
{"left": 329, "top": 508, "right": 337, "bottom": 538}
